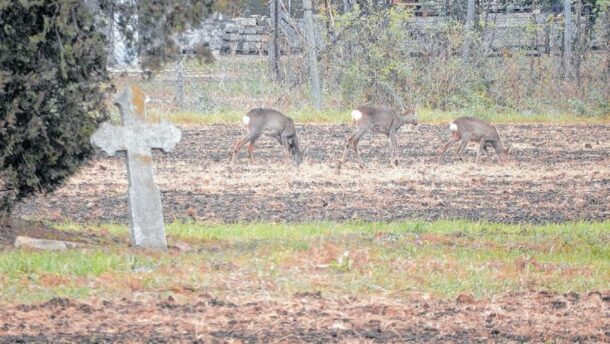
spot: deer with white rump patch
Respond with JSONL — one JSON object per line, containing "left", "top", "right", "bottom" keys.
{"left": 337, "top": 105, "right": 418, "bottom": 169}
{"left": 438, "top": 117, "right": 511, "bottom": 164}
{"left": 230, "top": 108, "right": 302, "bottom": 166}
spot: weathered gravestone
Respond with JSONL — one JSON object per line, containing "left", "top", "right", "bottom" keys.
{"left": 91, "top": 85, "right": 181, "bottom": 250}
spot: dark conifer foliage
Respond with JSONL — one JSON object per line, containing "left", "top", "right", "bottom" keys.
{"left": 0, "top": 0, "right": 109, "bottom": 215}
{"left": 0, "top": 0, "right": 214, "bottom": 218}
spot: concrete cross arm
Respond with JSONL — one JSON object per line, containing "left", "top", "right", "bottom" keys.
{"left": 144, "top": 121, "right": 182, "bottom": 153}
{"left": 90, "top": 122, "right": 128, "bottom": 156}
{"left": 91, "top": 121, "right": 182, "bottom": 156}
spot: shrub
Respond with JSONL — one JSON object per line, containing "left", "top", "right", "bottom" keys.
{"left": 0, "top": 0, "right": 108, "bottom": 218}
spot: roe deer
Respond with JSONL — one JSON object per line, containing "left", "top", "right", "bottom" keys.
{"left": 337, "top": 105, "right": 418, "bottom": 169}
{"left": 230, "top": 108, "right": 302, "bottom": 166}
{"left": 438, "top": 117, "right": 511, "bottom": 164}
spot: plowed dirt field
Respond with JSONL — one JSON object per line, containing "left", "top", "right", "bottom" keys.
{"left": 15, "top": 123, "right": 610, "bottom": 224}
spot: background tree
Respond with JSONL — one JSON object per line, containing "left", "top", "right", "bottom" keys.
{"left": 101, "top": 0, "right": 214, "bottom": 71}
{"left": 563, "top": 0, "right": 575, "bottom": 78}
{"left": 303, "top": 0, "right": 322, "bottom": 108}
{"left": 461, "top": 0, "right": 477, "bottom": 60}
{"left": 270, "top": 0, "right": 281, "bottom": 80}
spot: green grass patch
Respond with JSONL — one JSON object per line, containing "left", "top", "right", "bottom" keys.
{"left": 148, "top": 107, "right": 357, "bottom": 125}
{"left": 2, "top": 220, "right": 609, "bottom": 304}
{"left": 146, "top": 107, "right": 610, "bottom": 126}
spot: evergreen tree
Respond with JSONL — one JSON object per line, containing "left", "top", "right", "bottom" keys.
{"left": 0, "top": 0, "right": 108, "bottom": 223}
{"left": 0, "top": 0, "right": 213, "bottom": 225}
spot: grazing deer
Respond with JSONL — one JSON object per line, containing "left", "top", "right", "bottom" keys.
{"left": 438, "top": 117, "right": 511, "bottom": 164}
{"left": 337, "top": 105, "right": 418, "bottom": 169}
{"left": 230, "top": 108, "right": 302, "bottom": 166}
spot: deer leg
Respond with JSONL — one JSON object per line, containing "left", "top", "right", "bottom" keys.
{"left": 247, "top": 139, "right": 257, "bottom": 163}
{"left": 353, "top": 141, "right": 365, "bottom": 168}
{"left": 483, "top": 141, "right": 495, "bottom": 163}
{"left": 230, "top": 137, "right": 250, "bottom": 164}
{"left": 281, "top": 134, "right": 291, "bottom": 164}
{"left": 476, "top": 139, "right": 486, "bottom": 164}
{"left": 479, "top": 138, "right": 497, "bottom": 164}
{"left": 286, "top": 135, "right": 300, "bottom": 165}
{"left": 456, "top": 139, "right": 469, "bottom": 161}
{"left": 438, "top": 138, "right": 459, "bottom": 164}
{"left": 351, "top": 130, "right": 368, "bottom": 168}
{"left": 389, "top": 130, "right": 399, "bottom": 167}
{"left": 339, "top": 128, "right": 367, "bottom": 169}
{"left": 339, "top": 133, "right": 356, "bottom": 165}
{"left": 231, "top": 132, "right": 260, "bottom": 164}
{"left": 483, "top": 145, "right": 491, "bottom": 160}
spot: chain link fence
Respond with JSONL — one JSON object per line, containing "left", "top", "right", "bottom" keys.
{"left": 110, "top": 55, "right": 287, "bottom": 118}
{"left": 109, "top": 0, "right": 609, "bottom": 118}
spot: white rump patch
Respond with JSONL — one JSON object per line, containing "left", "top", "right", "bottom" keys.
{"left": 242, "top": 115, "right": 250, "bottom": 125}
{"left": 449, "top": 122, "right": 458, "bottom": 131}
{"left": 351, "top": 110, "right": 363, "bottom": 121}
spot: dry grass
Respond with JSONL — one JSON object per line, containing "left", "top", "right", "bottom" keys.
{"left": 144, "top": 108, "right": 610, "bottom": 126}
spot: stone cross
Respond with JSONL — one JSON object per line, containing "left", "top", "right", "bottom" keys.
{"left": 91, "top": 85, "right": 181, "bottom": 250}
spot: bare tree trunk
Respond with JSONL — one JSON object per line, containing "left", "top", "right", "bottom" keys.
{"left": 303, "top": 0, "right": 322, "bottom": 109}
{"left": 602, "top": 11, "right": 610, "bottom": 90}
{"left": 573, "top": 0, "right": 586, "bottom": 91}
{"left": 343, "top": 0, "right": 354, "bottom": 13}
{"left": 462, "top": 0, "right": 476, "bottom": 61}
{"left": 107, "top": 4, "right": 116, "bottom": 67}
{"left": 324, "top": 0, "right": 335, "bottom": 39}
{"left": 175, "top": 56, "right": 185, "bottom": 109}
{"left": 486, "top": 0, "right": 499, "bottom": 53}
{"left": 269, "top": 0, "right": 281, "bottom": 81}
{"left": 563, "top": 0, "right": 574, "bottom": 79}
{"left": 530, "top": 12, "right": 542, "bottom": 87}
{"left": 544, "top": 18, "right": 551, "bottom": 55}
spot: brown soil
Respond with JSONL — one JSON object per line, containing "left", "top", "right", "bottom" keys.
{"left": 0, "top": 290, "right": 608, "bottom": 343}
{"left": 14, "top": 124, "right": 610, "bottom": 224}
